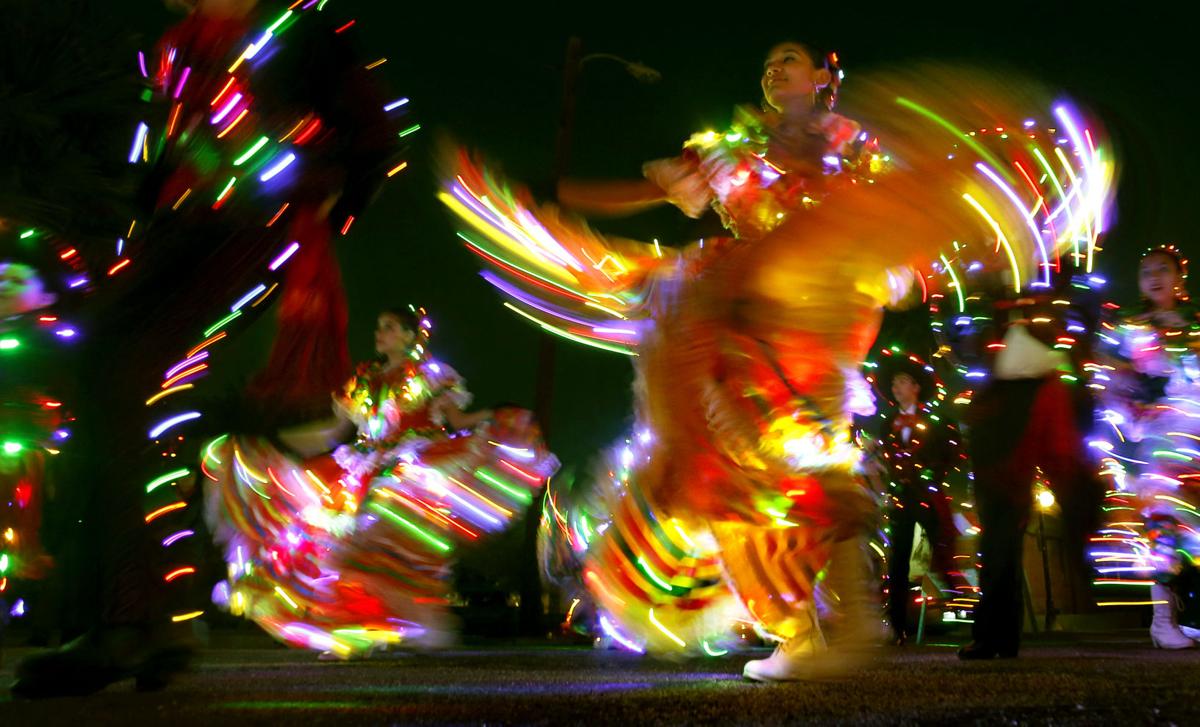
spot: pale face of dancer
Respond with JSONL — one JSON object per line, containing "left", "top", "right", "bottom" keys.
{"left": 891, "top": 373, "right": 920, "bottom": 410}
{"left": 1139, "top": 252, "right": 1184, "bottom": 312}
{"left": 761, "top": 43, "right": 831, "bottom": 115}
{"left": 375, "top": 313, "right": 416, "bottom": 365}
{"left": 0, "top": 262, "right": 56, "bottom": 319}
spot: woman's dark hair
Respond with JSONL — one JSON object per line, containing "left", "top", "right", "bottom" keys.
{"left": 1142, "top": 246, "right": 1186, "bottom": 274}
{"left": 378, "top": 305, "right": 424, "bottom": 334}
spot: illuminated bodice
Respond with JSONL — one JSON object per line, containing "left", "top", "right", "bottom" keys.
{"left": 1120, "top": 309, "right": 1200, "bottom": 402}
{"left": 685, "top": 106, "right": 879, "bottom": 240}
{"left": 335, "top": 358, "right": 466, "bottom": 449}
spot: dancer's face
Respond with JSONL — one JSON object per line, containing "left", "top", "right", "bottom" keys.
{"left": 375, "top": 313, "right": 415, "bottom": 359}
{"left": 892, "top": 373, "right": 920, "bottom": 409}
{"left": 761, "top": 43, "right": 828, "bottom": 112}
{"left": 0, "top": 262, "right": 55, "bottom": 318}
{"left": 1139, "top": 252, "right": 1184, "bottom": 311}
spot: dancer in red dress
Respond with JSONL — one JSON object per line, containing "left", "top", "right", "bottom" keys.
{"left": 204, "top": 306, "right": 559, "bottom": 657}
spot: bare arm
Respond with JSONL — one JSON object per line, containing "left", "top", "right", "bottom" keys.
{"left": 557, "top": 156, "right": 712, "bottom": 219}
{"left": 434, "top": 394, "right": 493, "bottom": 432}
{"left": 277, "top": 415, "right": 356, "bottom": 457}
{"left": 555, "top": 178, "right": 668, "bottom": 217}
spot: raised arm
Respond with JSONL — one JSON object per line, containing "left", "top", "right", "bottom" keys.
{"left": 436, "top": 395, "right": 494, "bottom": 432}
{"left": 557, "top": 155, "right": 713, "bottom": 219}
{"left": 276, "top": 405, "right": 357, "bottom": 458}
{"left": 555, "top": 178, "right": 668, "bottom": 217}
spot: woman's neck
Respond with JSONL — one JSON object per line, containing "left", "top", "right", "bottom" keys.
{"left": 383, "top": 353, "right": 408, "bottom": 371}
{"left": 775, "top": 98, "right": 820, "bottom": 125}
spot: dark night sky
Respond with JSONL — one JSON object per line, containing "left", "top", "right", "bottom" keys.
{"left": 105, "top": 1, "right": 1199, "bottom": 472}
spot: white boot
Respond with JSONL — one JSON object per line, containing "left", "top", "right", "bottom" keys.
{"left": 742, "top": 614, "right": 827, "bottom": 682}
{"left": 1150, "top": 583, "right": 1195, "bottom": 650}
{"left": 822, "top": 536, "right": 882, "bottom": 657}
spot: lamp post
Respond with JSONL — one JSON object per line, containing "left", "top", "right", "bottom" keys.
{"left": 519, "top": 38, "right": 659, "bottom": 636}
{"left": 536, "top": 38, "right": 660, "bottom": 439}
{"left": 1036, "top": 484, "right": 1059, "bottom": 631}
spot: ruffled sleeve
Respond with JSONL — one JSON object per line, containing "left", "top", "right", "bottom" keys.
{"left": 642, "top": 155, "right": 712, "bottom": 219}
{"left": 422, "top": 359, "right": 472, "bottom": 414}
{"left": 332, "top": 362, "right": 373, "bottom": 429}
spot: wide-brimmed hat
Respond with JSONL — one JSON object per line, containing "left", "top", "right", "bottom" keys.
{"left": 865, "top": 347, "right": 939, "bottom": 405}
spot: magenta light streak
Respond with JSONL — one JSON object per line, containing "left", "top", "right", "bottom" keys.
{"left": 592, "top": 327, "right": 638, "bottom": 337}
{"left": 479, "top": 271, "right": 596, "bottom": 328}
{"left": 162, "top": 530, "right": 196, "bottom": 547}
{"left": 211, "top": 93, "right": 243, "bottom": 125}
{"left": 172, "top": 67, "right": 192, "bottom": 99}
{"left": 451, "top": 185, "right": 517, "bottom": 241}
{"left": 446, "top": 491, "right": 503, "bottom": 529}
{"left": 268, "top": 241, "right": 301, "bottom": 271}
{"left": 164, "top": 351, "right": 209, "bottom": 381}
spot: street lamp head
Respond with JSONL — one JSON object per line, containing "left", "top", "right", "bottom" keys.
{"left": 624, "top": 62, "right": 662, "bottom": 84}
{"left": 580, "top": 52, "right": 662, "bottom": 84}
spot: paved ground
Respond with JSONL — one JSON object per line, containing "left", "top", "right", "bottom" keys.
{"left": 2, "top": 632, "right": 1198, "bottom": 725}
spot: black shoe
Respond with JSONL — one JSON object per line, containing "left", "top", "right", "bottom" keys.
{"left": 957, "top": 641, "right": 1019, "bottom": 660}
{"left": 890, "top": 631, "right": 907, "bottom": 647}
{"left": 957, "top": 641, "right": 997, "bottom": 660}
{"left": 10, "top": 626, "right": 194, "bottom": 699}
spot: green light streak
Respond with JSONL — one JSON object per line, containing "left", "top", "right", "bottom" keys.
{"left": 939, "top": 254, "right": 966, "bottom": 312}
{"left": 1152, "top": 450, "right": 1192, "bottom": 462}
{"left": 475, "top": 467, "right": 533, "bottom": 504}
{"left": 204, "top": 309, "right": 243, "bottom": 338}
{"left": 894, "top": 96, "right": 1009, "bottom": 176}
{"left": 214, "top": 176, "right": 237, "bottom": 203}
{"left": 266, "top": 10, "right": 293, "bottom": 33}
{"left": 367, "top": 502, "right": 451, "bottom": 552}
{"left": 146, "top": 468, "right": 191, "bottom": 493}
{"left": 233, "top": 136, "right": 269, "bottom": 166}
{"left": 636, "top": 556, "right": 674, "bottom": 593}
{"left": 204, "top": 435, "right": 229, "bottom": 465}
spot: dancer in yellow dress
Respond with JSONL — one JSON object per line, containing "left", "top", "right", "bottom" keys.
{"left": 442, "top": 44, "right": 1113, "bottom": 679}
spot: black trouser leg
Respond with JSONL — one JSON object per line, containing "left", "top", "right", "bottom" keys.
{"left": 887, "top": 507, "right": 915, "bottom": 635}
{"left": 972, "top": 468, "right": 1030, "bottom": 655}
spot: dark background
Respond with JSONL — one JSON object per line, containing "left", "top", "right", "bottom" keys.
{"left": 102, "top": 0, "right": 1195, "bottom": 474}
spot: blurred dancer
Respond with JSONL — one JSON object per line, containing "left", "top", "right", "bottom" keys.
{"left": 959, "top": 294, "right": 1102, "bottom": 660}
{"left": 1091, "top": 246, "right": 1200, "bottom": 649}
{"left": 203, "top": 307, "right": 557, "bottom": 658}
{"left": 13, "top": 0, "right": 402, "bottom": 697}
{"left": 443, "top": 44, "right": 1112, "bottom": 680}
